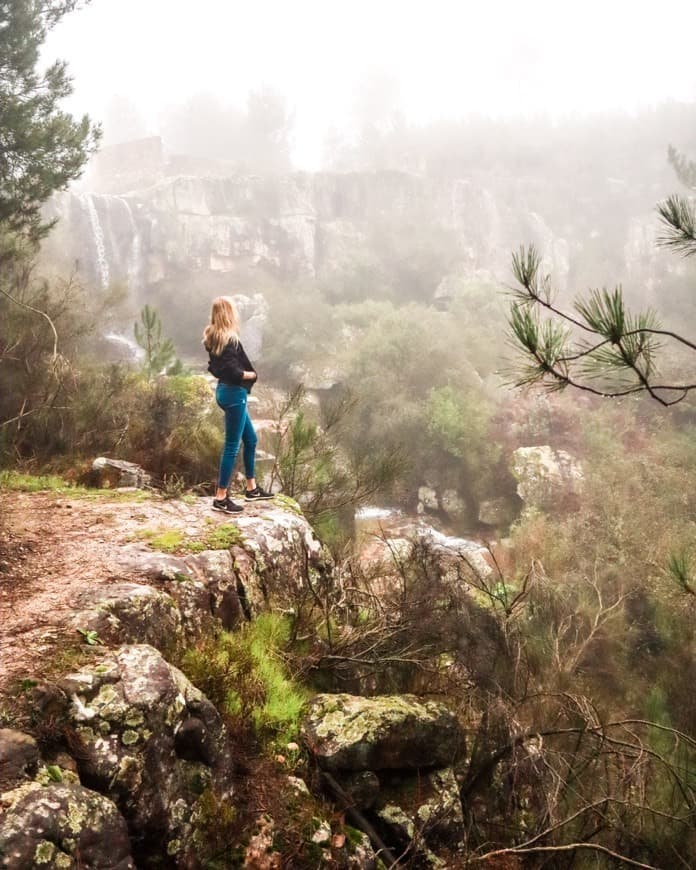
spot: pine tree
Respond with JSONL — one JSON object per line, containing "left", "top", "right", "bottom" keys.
{"left": 134, "top": 304, "right": 177, "bottom": 377}
{"left": 0, "top": 0, "right": 101, "bottom": 247}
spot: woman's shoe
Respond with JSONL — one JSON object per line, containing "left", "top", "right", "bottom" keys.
{"left": 244, "top": 486, "right": 274, "bottom": 501}
{"left": 213, "top": 497, "right": 244, "bottom": 513}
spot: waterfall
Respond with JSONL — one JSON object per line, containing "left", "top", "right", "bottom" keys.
{"left": 80, "top": 193, "right": 110, "bottom": 289}
{"left": 104, "top": 332, "right": 144, "bottom": 361}
{"left": 121, "top": 199, "right": 141, "bottom": 290}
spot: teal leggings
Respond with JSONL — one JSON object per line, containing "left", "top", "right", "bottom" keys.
{"left": 216, "top": 383, "right": 257, "bottom": 489}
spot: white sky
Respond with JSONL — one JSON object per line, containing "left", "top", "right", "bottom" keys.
{"left": 44, "top": 0, "right": 696, "bottom": 168}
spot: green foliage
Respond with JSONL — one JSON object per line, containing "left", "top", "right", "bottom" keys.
{"left": 657, "top": 193, "right": 696, "bottom": 256}
{"left": 0, "top": 470, "right": 148, "bottom": 501}
{"left": 268, "top": 386, "right": 404, "bottom": 539}
{"left": 0, "top": 471, "right": 69, "bottom": 492}
{"left": 76, "top": 628, "right": 101, "bottom": 646}
{"left": 181, "top": 614, "right": 309, "bottom": 744}
{"left": 134, "top": 304, "right": 178, "bottom": 378}
{"left": 0, "top": 0, "right": 100, "bottom": 242}
{"left": 2, "top": 365, "right": 222, "bottom": 488}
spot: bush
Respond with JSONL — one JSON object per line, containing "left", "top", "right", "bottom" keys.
{"left": 181, "top": 614, "right": 309, "bottom": 746}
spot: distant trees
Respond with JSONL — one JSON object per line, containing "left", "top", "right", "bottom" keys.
{"left": 159, "top": 87, "right": 293, "bottom": 173}
{"left": 508, "top": 153, "right": 696, "bottom": 406}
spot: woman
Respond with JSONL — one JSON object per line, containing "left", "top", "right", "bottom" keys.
{"left": 204, "top": 296, "right": 273, "bottom": 513}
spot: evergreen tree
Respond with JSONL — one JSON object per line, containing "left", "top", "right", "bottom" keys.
{"left": 0, "top": 0, "right": 100, "bottom": 246}
{"left": 134, "top": 304, "right": 177, "bottom": 377}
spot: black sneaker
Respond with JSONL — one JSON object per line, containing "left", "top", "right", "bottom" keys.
{"left": 244, "top": 486, "right": 274, "bottom": 501}
{"left": 212, "top": 497, "right": 244, "bottom": 513}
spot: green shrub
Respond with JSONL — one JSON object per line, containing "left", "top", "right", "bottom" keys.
{"left": 181, "top": 614, "right": 309, "bottom": 745}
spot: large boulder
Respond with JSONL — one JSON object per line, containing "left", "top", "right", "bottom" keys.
{"left": 301, "top": 694, "right": 463, "bottom": 772}
{"left": 0, "top": 782, "right": 134, "bottom": 869}
{"left": 57, "top": 644, "right": 233, "bottom": 865}
{"left": 90, "top": 458, "right": 151, "bottom": 489}
{"left": 512, "top": 445, "right": 583, "bottom": 510}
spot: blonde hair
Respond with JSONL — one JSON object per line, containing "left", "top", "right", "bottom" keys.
{"left": 203, "top": 296, "right": 240, "bottom": 355}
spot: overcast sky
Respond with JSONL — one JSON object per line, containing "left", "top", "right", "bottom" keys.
{"left": 44, "top": 0, "right": 696, "bottom": 168}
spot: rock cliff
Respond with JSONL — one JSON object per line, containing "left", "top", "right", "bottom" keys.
{"left": 44, "top": 171, "right": 573, "bottom": 300}
{"left": 0, "top": 486, "right": 476, "bottom": 868}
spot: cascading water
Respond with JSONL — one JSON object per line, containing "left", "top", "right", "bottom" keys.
{"left": 80, "top": 193, "right": 110, "bottom": 289}
{"left": 104, "top": 332, "right": 144, "bottom": 361}
{"left": 121, "top": 198, "right": 141, "bottom": 290}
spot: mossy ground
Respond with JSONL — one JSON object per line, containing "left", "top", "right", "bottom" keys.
{"left": 136, "top": 522, "right": 244, "bottom": 554}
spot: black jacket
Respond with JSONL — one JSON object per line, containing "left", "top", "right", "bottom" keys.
{"left": 207, "top": 339, "right": 257, "bottom": 392}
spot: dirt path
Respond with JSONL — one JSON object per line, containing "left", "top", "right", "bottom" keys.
{"left": 0, "top": 489, "right": 268, "bottom": 698}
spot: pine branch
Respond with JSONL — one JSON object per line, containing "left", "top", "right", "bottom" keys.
{"left": 656, "top": 195, "right": 696, "bottom": 257}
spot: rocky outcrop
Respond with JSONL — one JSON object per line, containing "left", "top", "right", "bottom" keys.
{"left": 56, "top": 644, "right": 232, "bottom": 865}
{"left": 43, "top": 171, "right": 571, "bottom": 302}
{"left": 512, "top": 445, "right": 583, "bottom": 510}
{"left": 0, "top": 489, "right": 478, "bottom": 867}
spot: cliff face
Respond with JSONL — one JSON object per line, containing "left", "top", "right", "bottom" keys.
{"left": 0, "top": 489, "right": 327, "bottom": 866}
{"left": 43, "top": 171, "right": 579, "bottom": 296}
{"left": 0, "top": 487, "right": 480, "bottom": 868}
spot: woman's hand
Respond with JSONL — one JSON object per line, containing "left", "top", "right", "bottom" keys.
{"left": 242, "top": 370, "right": 257, "bottom": 381}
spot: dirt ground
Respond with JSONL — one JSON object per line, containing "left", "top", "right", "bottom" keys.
{"left": 0, "top": 488, "right": 265, "bottom": 704}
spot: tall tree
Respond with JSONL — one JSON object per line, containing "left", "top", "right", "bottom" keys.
{"left": 0, "top": 0, "right": 100, "bottom": 437}
{"left": 0, "top": 0, "right": 100, "bottom": 246}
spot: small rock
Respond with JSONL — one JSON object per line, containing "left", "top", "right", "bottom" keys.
{"left": 0, "top": 730, "right": 39, "bottom": 790}
{"left": 311, "top": 820, "right": 332, "bottom": 844}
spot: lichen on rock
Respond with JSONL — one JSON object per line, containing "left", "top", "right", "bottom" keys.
{"left": 301, "top": 693, "right": 464, "bottom": 771}
{"left": 0, "top": 782, "right": 134, "bottom": 869}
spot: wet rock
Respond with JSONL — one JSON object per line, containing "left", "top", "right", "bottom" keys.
{"left": 57, "top": 644, "right": 232, "bottom": 866}
{"left": 231, "top": 501, "right": 329, "bottom": 616}
{"left": 301, "top": 694, "right": 463, "bottom": 772}
{"left": 376, "top": 767, "right": 465, "bottom": 849}
{"left": 417, "top": 486, "right": 439, "bottom": 514}
{"left": 116, "top": 546, "right": 244, "bottom": 638}
{"left": 345, "top": 828, "right": 377, "bottom": 869}
{"left": 372, "top": 768, "right": 464, "bottom": 867}
{"left": 0, "top": 730, "right": 39, "bottom": 790}
{"left": 0, "top": 782, "right": 134, "bottom": 869}
{"left": 90, "top": 458, "right": 151, "bottom": 489}
{"left": 440, "top": 489, "right": 468, "bottom": 522}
